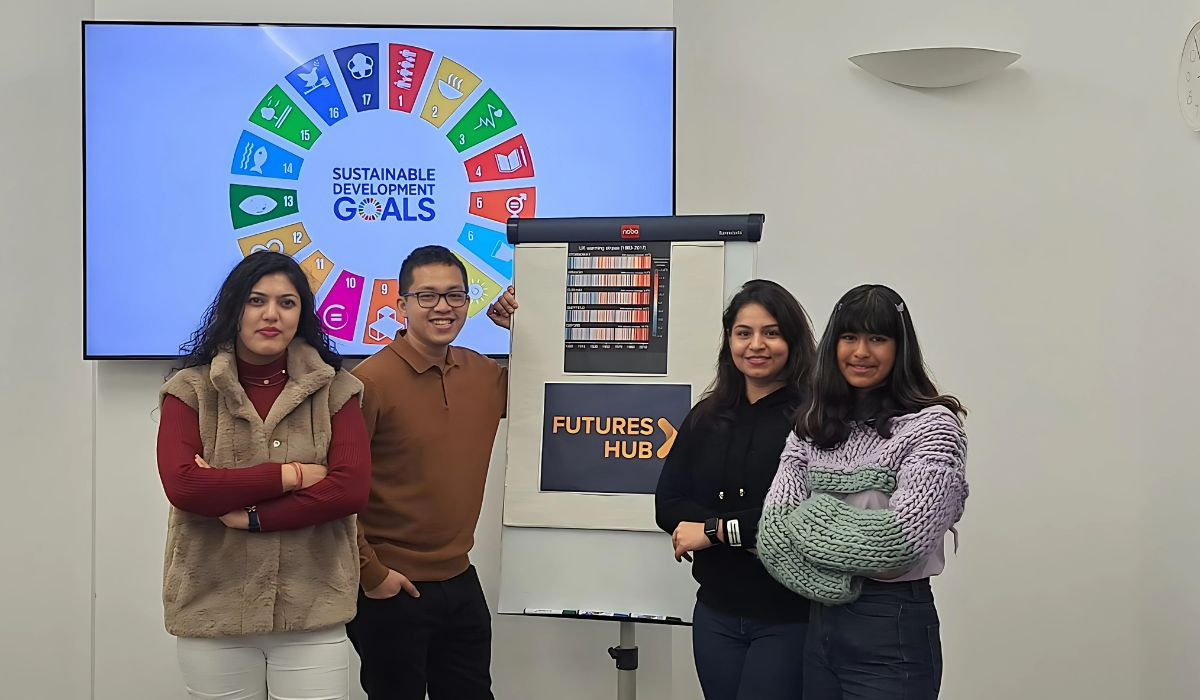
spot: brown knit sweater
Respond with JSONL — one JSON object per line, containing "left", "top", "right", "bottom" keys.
{"left": 353, "top": 334, "right": 507, "bottom": 588}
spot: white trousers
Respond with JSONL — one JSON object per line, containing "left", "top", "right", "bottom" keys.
{"left": 176, "top": 625, "right": 351, "bottom": 700}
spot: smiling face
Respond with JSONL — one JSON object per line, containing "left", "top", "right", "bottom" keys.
{"left": 235, "top": 272, "right": 300, "bottom": 365}
{"left": 397, "top": 263, "right": 468, "bottom": 358}
{"left": 836, "top": 331, "right": 896, "bottom": 390}
{"left": 729, "top": 302, "right": 789, "bottom": 387}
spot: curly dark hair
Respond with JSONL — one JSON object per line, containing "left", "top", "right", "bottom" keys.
{"left": 176, "top": 251, "right": 341, "bottom": 370}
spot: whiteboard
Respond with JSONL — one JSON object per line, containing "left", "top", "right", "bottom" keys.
{"left": 498, "top": 240, "right": 757, "bottom": 621}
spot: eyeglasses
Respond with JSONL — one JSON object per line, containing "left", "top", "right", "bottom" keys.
{"left": 401, "top": 291, "right": 470, "bottom": 308}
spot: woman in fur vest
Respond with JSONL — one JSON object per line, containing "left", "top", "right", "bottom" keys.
{"left": 156, "top": 251, "right": 371, "bottom": 700}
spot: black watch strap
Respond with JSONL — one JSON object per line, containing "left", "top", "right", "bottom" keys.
{"left": 704, "top": 517, "right": 720, "bottom": 545}
{"left": 246, "top": 506, "right": 261, "bottom": 533}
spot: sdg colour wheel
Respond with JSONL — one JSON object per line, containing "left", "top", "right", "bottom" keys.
{"left": 227, "top": 42, "right": 538, "bottom": 347}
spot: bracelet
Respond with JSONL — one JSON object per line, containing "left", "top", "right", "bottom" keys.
{"left": 290, "top": 461, "right": 303, "bottom": 490}
{"left": 726, "top": 519, "right": 742, "bottom": 547}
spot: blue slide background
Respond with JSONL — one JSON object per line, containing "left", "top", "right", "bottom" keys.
{"left": 85, "top": 24, "right": 673, "bottom": 357}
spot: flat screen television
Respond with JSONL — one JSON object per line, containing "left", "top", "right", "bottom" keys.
{"left": 83, "top": 22, "right": 675, "bottom": 358}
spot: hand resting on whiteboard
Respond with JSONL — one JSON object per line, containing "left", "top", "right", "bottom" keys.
{"left": 486, "top": 286, "right": 518, "bottom": 329}
{"left": 364, "top": 568, "right": 421, "bottom": 600}
{"left": 672, "top": 521, "right": 720, "bottom": 562}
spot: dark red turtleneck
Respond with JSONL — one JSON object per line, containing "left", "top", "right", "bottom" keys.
{"left": 156, "top": 352, "right": 370, "bottom": 531}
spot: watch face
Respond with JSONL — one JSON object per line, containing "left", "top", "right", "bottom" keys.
{"left": 1179, "top": 21, "right": 1200, "bottom": 130}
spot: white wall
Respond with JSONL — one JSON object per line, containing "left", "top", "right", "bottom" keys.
{"left": 10, "top": 0, "right": 1198, "bottom": 698}
{"left": 0, "top": 0, "right": 95, "bottom": 697}
{"left": 675, "top": 1, "right": 1196, "bottom": 698}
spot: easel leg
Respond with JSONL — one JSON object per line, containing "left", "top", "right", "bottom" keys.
{"left": 608, "top": 620, "right": 638, "bottom": 700}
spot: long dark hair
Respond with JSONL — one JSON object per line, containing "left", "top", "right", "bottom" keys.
{"left": 695, "top": 279, "right": 816, "bottom": 422}
{"left": 798, "top": 284, "right": 963, "bottom": 449}
{"left": 177, "top": 251, "right": 342, "bottom": 370}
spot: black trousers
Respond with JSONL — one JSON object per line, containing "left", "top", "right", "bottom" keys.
{"left": 691, "top": 600, "right": 807, "bottom": 700}
{"left": 347, "top": 565, "right": 493, "bottom": 700}
{"left": 805, "top": 578, "right": 942, "bottom": 700}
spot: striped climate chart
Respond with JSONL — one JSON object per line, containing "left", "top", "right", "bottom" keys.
{"left": 564, "top": 241, "right": 671, "bottom": 374}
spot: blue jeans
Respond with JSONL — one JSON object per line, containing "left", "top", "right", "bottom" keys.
{"left": 805, "top": 578, "right": 942, "bottom": 700}
{"left": 691, "top": 600, "right": 806, "bottom": 700}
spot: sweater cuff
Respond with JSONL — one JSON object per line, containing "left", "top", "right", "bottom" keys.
{"left": 757, "top": 530, "right": 861, "bottom": 605}
{"left": 361, "top": 556, "right": 390, "bottom": 592}
{"left": 788, "top": 559, "right": 860, "bottom": 606}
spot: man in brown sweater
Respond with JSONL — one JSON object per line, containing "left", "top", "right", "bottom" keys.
{"left": 347, "top": 245, "right": 516, "bottom": 700}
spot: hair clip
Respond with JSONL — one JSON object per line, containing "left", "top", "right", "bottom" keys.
{"left": 895, "top": 302, "right": 905, "bottom": 313}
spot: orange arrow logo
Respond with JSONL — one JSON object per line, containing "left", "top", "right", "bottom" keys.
{"left": 656, "top": 417, "right": 678, "bottom": 458}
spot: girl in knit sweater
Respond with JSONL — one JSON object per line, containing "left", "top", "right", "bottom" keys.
{"left": 757, "top": 284, "right": 967, "bottom": 700}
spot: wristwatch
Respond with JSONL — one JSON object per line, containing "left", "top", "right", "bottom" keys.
{"left": 246, "top": 506, "right": 261, "bottom": 533}
{"left": 703, "top": 517, "right": 720, "bottom": 545}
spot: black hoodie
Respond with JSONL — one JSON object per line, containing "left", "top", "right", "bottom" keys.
{"left": 654, "top": 386, "right": 810, "bottom": 622}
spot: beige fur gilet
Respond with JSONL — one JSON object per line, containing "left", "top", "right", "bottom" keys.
{"left": 159, "top": 341, "right": 363, "bottom": 638}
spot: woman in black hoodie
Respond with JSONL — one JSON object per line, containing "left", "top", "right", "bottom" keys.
{"left": 656, "top": 279, "right": 816, "bottom": 700}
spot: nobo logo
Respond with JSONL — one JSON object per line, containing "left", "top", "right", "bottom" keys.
{"left": 620, "top": 224, "right": 641, "bottom": 239}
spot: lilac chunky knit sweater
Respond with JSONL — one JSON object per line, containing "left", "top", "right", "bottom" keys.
{"left": 757, "top": 406, "right": 968, "bottom": 605}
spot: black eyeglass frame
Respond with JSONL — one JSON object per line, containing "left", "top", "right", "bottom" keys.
{"left": 400, "top": 291, "right": 470, "bottom": 308}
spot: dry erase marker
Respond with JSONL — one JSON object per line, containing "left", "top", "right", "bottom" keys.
{"left": 524, "top": 608, "right": 560, "bottom": 615}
